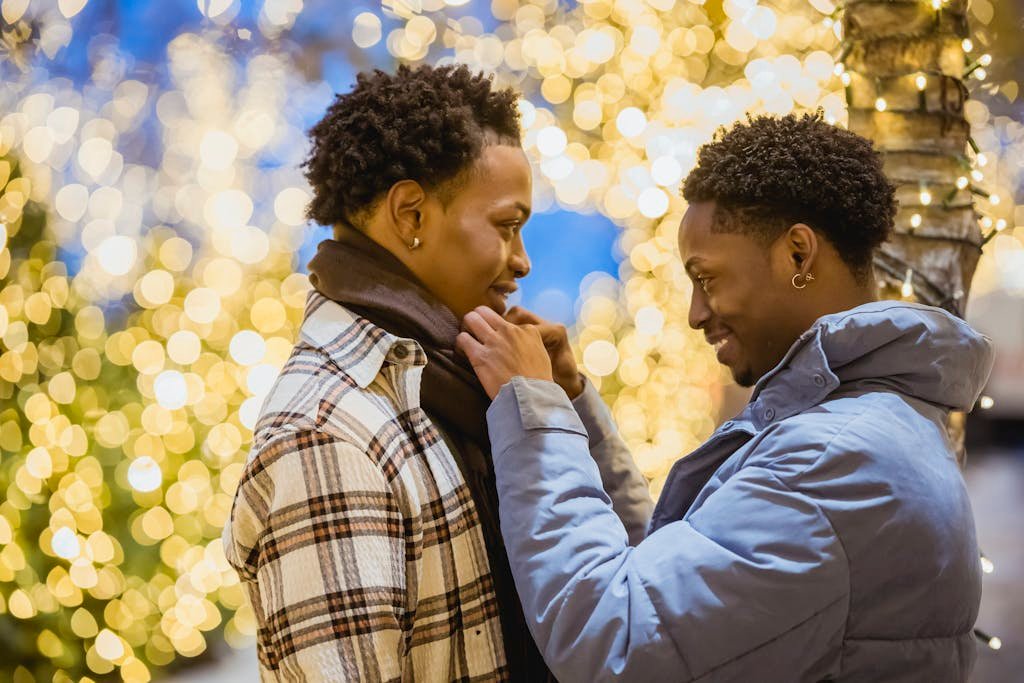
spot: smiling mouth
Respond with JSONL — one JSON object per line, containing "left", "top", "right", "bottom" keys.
{"left": 488, "top": 286, "right": 516, "bottom": 312}
{"left": 706, "top": 332, "right": 733, "bottom": 362}
{"left": 490, "top": 284, "right": 518, "bottom": 299}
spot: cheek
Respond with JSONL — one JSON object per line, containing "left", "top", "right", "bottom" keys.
{"left": 468, "top": 230, "right": 508, "bottom": 275}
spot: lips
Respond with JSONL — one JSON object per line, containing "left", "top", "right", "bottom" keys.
{"left": 491, "top": 282, "right": 519, "bottom": 297}
{"left": 488, "top": 284, "right": 518, "bottom": 313}
{"left": 705, "top": 331, "right": 734, "bottom": 363}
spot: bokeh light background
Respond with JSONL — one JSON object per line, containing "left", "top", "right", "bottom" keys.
{"left": 1, "top": 0, "right": 1021, "bottom": 680}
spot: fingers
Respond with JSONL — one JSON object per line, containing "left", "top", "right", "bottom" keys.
{"left": 455, "top": 331, "right": 484, "bottom": 361}
{"left": 504, "top": 306, "right": 541, "bottom": 325}
{"left": 474, "top": 305, "right": 507, "bottom": 330}
{"left": 462, "top": 309, "right": 499, "bottom": 342}
{"left": 505, "top": 307, "right": 563, "bottom": 343}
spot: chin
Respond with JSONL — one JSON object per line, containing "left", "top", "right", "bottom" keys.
{"left": 485, "top": 290, "right": 510, "bottom": 314}
{"left": 731, "top": 366, "right": 758, "bottom": 388}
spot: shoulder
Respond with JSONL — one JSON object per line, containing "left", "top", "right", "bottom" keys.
{"left": 745, "top": 391, "right": 945, "bottom": 482}
{"left": 254, "top": 341, "right": 403, "bottom": 453}
{"left": 238, "top": 428, "right": 396, "bottom": 505}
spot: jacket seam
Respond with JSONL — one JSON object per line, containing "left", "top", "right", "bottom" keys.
{"left": 689, "top": 592, "right": 848, "bottom": 681}
{"left": 641, "top": 466, "right": 852, "bottom": 681}
{"left": 771, "top": 408, "right": 876, "bottom": 678}
{"left": 846, "top": 633, "right": 975, "bottom": 643}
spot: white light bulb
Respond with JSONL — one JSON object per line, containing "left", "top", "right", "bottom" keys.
{"left": 128, "top": 456, "right": 163, "bottom": 492}
{"left": 616, "top": 107, "right": 648, "bottom": 138}
{"left": 900, "top": 269, "right": 914, "bottom": 298}
{"left": 51, "top": 527, "right": 81, "bottom": 559}
{"left": 875, "top": 97, "right": 887, "bottom": 112}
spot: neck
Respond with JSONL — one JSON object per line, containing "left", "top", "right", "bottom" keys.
{"left": 787, "top": 277, "right": 877, "bottom": 343}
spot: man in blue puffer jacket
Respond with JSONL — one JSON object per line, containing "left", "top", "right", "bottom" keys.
{"left": 456, "top": 112, "right": 994, "bottom": 682}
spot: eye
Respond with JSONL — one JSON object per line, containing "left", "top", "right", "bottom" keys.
{"left": 695, "top": 275, "right": 710, "bottom": 292}
{"left": 500, "top": 220, "right": 522, "bottom": 236}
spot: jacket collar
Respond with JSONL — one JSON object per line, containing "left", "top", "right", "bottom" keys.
{"left": 298, "top": 290, "right": 424, "bottom": 389}
{"left": 741, "top": 300, "right": 994, "bottom": 431}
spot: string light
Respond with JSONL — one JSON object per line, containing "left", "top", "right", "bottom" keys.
{"left": 901, "top": 268, "right": 915, "bottom": 298}
{"left": 910, "top": 213, "right": 923, "bottom": 229}
{"left": 975, "top": 629, "right": 1003, "bottom": 651}
{"left": 919, "top": 186, "right": 933, "bottom": 205}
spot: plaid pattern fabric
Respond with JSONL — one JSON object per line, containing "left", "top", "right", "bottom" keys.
{"left": 223, "top": 291, "right": 509, "bottom": 682}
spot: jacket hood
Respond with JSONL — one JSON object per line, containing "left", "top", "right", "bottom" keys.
{"left": 753, "top": 301, "right": 995, "bottom": 414}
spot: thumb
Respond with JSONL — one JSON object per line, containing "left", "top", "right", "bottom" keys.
{"left": 504, "top": 306, "right": 542, "bottom": 326}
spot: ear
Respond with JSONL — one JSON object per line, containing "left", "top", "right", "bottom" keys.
{"left": 383, "top": 180, "right": 427, "bottom": 247}
{"left": 783, "top": 223, "right": 819, "bottom": 277}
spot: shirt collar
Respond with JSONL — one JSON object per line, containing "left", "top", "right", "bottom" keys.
{"left": 298, "top": 290, "right": 425, "bottom": 389}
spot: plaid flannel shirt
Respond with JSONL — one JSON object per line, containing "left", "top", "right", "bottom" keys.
{"left": 223, "top": 291, "right": 509, "bottom": 682}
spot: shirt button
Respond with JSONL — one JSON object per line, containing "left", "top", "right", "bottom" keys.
{"left": 764, "top": 408, "right": 775, "bottom": 421}
{"left": 392, "top": 345, "right": 409, "bottom": 360}
{"left": 721, "top": 420, "right": 735, "bottom": 431}
{"left": 813, "top": 373, "right": 826, "bottom": 387}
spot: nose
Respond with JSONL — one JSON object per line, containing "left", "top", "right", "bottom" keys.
{"left": 688, "top": 283, "right": 711, "bottom": 330}
{"left": 510, "top": 236, "right": 531, "bottom": 279}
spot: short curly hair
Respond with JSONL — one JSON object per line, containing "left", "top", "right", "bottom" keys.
{"left": 682, "top": 112, "right": 896, "bottom": 281}
{"left": 303, "top": 64, "right": 521, "bottom": 227}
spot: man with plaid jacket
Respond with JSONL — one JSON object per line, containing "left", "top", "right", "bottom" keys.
{"left": 222, "top": 65, "right": 651, "bottom": 681}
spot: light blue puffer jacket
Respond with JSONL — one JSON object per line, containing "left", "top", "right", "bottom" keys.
{"left": 486, "top": 301, "right": 994, "bottom": 682}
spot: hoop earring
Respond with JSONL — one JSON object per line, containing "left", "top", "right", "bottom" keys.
{"left": 792, "top": 272, "right": 814, "bottom": 289}
{"left": 409, "top": 237, "right": 421, "bottom": 250}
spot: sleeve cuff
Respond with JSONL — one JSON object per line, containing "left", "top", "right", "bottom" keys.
{"left": 570, "top": 376, "right": 618, "bottom": 448}
{"left": 487, "top": 376, "right": 588, "bottom": 458}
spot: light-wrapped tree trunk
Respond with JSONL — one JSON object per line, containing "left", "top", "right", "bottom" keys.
{"left": 842, "top": 0, "right": 982, "bottom": 463}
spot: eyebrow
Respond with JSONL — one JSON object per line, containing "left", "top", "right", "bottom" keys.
{"left": 683, "top": 256, "right": 706, "bottom": 274}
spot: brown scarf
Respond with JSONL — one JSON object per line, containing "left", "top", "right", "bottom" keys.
{"left": 306, "top": 225, "right": 553, "bottom": 682}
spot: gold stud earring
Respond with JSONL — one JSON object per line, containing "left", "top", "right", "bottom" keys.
{"left": 409, "top": 237, "right": 421, "bottom": 250}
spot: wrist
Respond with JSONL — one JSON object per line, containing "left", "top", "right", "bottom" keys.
{"left": 559, "top": 373, "right": 585, "bottom": 400}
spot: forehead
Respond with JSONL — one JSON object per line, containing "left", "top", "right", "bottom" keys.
{"left": 678, "top": 202, "right": 716, "bottom": 259}
{"left": 461, "top": 144, "right": 532, "bottom": 205}
{"left": 678, "top": 201, "right": 762, "bottom": 269}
